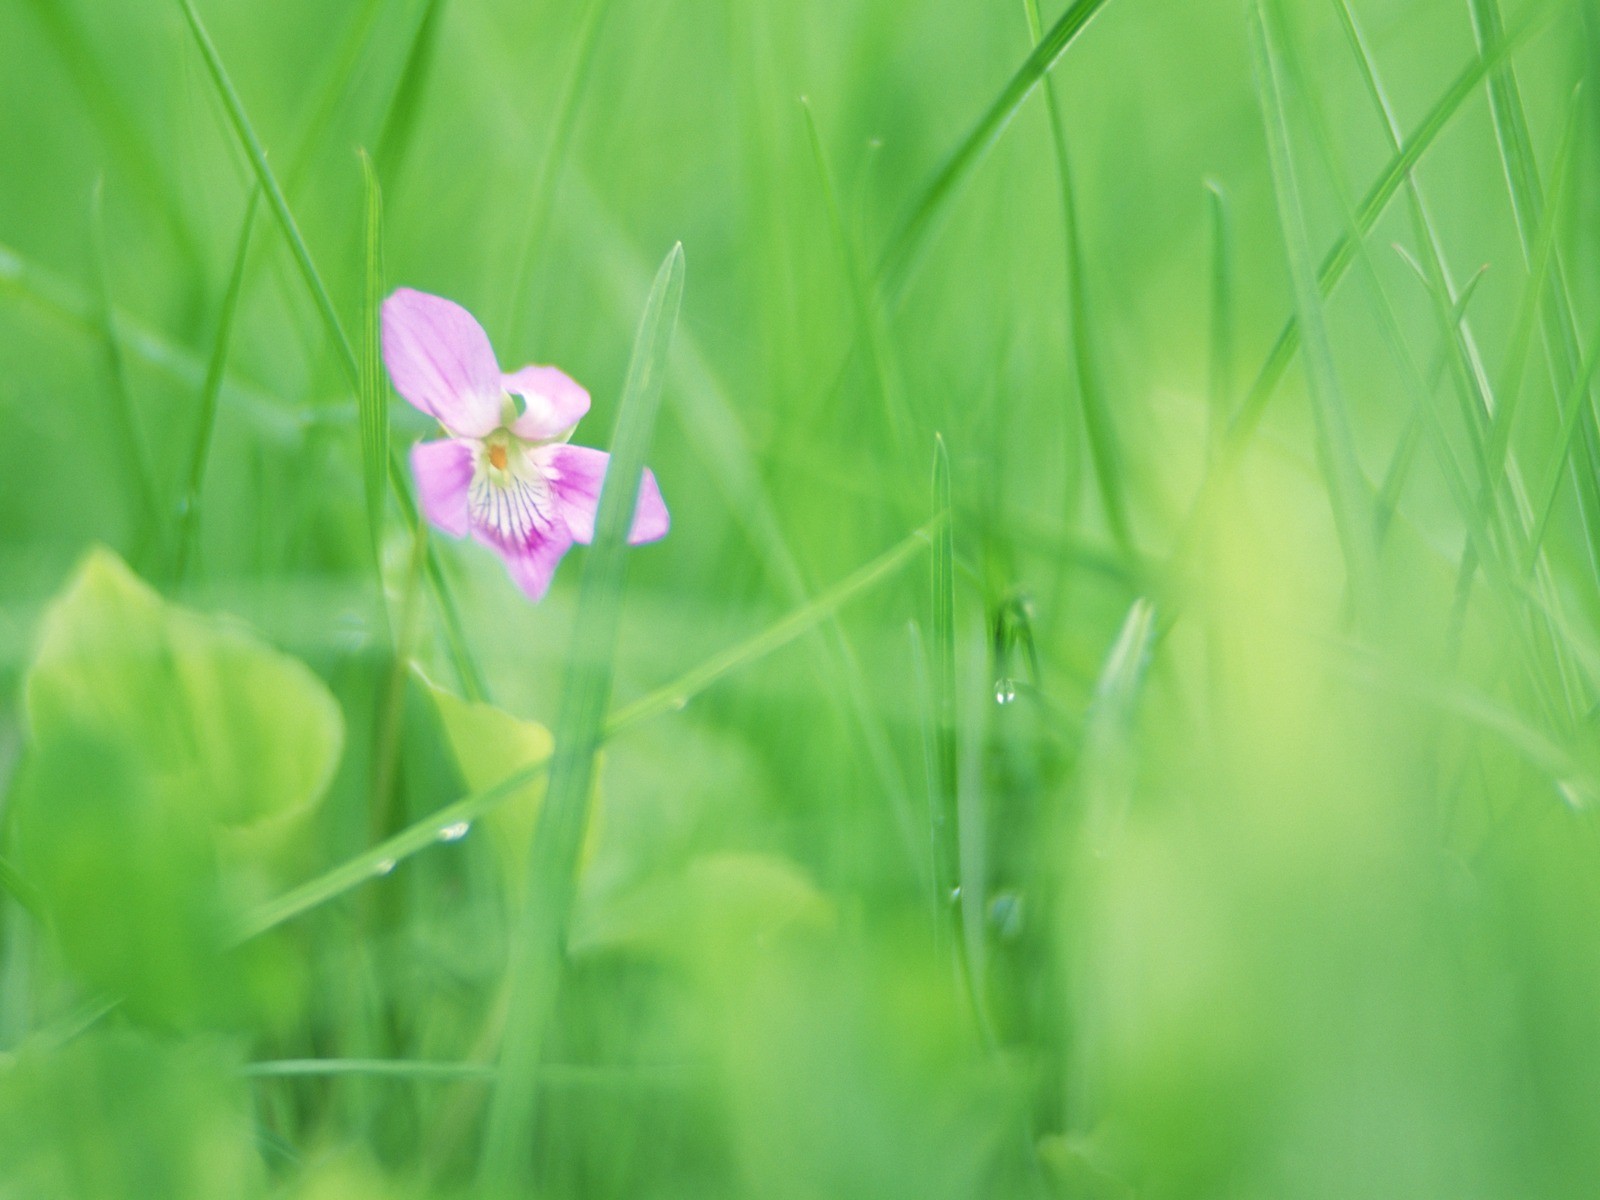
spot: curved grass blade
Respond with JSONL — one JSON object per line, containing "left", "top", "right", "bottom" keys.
{"left": 174, "top": 189, "right": 260, "bottom": 585}
{"left": 478, "top": 244, "right": 685, "bottom": 1194}
{"left": 877, "top": 0, "right": 1114, "bottom": 303}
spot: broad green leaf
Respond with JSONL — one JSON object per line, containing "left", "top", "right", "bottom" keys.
{"left": 10, "top": 548, "right": 340, "bottom": 1024}
{"left": 426, "top": 679, "right": 581, "bottom": 900}
{"left": 24, "top": 547, "right": 343, "bottom": 838}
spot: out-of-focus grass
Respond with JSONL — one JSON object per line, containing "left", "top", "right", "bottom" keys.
{"left": 3, "top": 0, "right": 1600, "bottom": 1196}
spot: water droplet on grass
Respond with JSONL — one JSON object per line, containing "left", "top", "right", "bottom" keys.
{"left": 994, "top": 678, "right": 1017, "bottom": 705}
{"left": 373, "top": 858, "right": 396, "bottom": 876}
{"left": 437, "top": 821, "right": 471, "bottom": 842}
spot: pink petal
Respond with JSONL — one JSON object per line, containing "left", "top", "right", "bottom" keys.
{"left": 410, "top": 438, "right": 476, "bottom": 538}
{"left": 505, "top": 365, "right": 590, "bottom": 441}
{"left": 382, "top": 289, "right": 504, "bottom": 438}
{"left": 544, "top": 444, "right": 670, "bottom": 546}
{"left": 502, "top": 526, "right": 575, "bottom": 601}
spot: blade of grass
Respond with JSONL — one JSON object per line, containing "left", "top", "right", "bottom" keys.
{"left": 1204, "top": 179, "right": 1234, "bottom": 461}
{"left": 244, "top": 1059, "right": 691, "bottom": 1087}
{"left": 477, "top": 244, "right": 684, "bottom": 1194}
{"left": 1023, "top": 0, "right": 1133, "bottom": 556}
{"left": 1226, "top": 0, "right": 1554, "bottom": 453}
{"left": 1330, "top": 0, "right": 1585, "bottom": 717}
{"left": 1083, "top": 598, "right": 1157, "bottom": 856}
{"left": 1250, "top": 0, "right": 1378, "bottom": 606}
{"left": 233, "top": 518, "right": 932, "bottom": 943}
{"left": 578, "top": 178, "right": 924, "bottom": 868}
{"left": 374, "top": 0, "right": 450, "bottom": 190}
{"left": 177, "top": 0, "right": 486, "bottom": 700}
{"left": 18, "top": 0, "right": 204, "bottom": 275}
{"left": 284, "top": 0, "right": 388, "bottom": 193}
{"left": 88, "top": 181, "right": 161, "bottom": 560}
{"left": 801, "top": 97, "right": 912, "bottom": 458}
{"left": 358, "top": 152, "right": 389, "bottom": 568}
{"left": 504, "top": 0, "right": 612, "bottom": 340}
{"left": 0, "top": 239, "right": 291, "bottom": 434}
{"left": 0, "top": 856, "right": 42, "bottom": 921}
{"left": 930, "top": 435, "right": 960, "bottom": 925}
{"left": 877, "top": 0, "right": 1114, "bottom": 304}
{"left": 174, "top": 189, "right": 260, "bottom": 585}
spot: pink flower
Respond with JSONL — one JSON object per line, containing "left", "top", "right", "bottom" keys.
{"left": 382, "top": 288, "right": 669, "bottom": 600}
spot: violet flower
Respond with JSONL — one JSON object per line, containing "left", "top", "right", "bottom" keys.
{"left": 382, "top": 288, "right": 668, "bottom": 600}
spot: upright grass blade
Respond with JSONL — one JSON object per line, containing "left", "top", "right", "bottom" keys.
{"left": 177, "top": 0, "right": 486, "bottom": 700}
{"left": 1204, "top": 179, "right": 1234, "bottom": 458}
{"left": 877, "top": 0, "right": 1114, "bottom": 304}
{"left": 88, "top": 182, "right": 160, "bottom": 559}
{"left": 284, "top": 0, "right": 388, "bottom": 193}
{"left": 1023, "top": 0, "right": 1133, "bottom": 557}
{"left": 1082, "top": 598, "right": 1157, "bottom": 856}
{"left": 374, "top": 0, "right": 450, "bottom": 190}
{"left": 1479, "top": 88, "right": 1583, "bottom": 533}
{"left": 174, "top": 190, "right": 260, "bottom": 586}
{"left": 1226, "top": 1, "right": 1554, "bottom": 454}
{"left": 800, "top": 98, "right": 911, "bottom": 457}
{"left": 478, "top": 244, "right": 684, "bottom": 1196}
{"left": 1467, "top": 0, "right": 1600, "bottom": 580}
{"left": 578, "top": 180, "right": 923, "bottom": 868}
{"left": 234, "top": 518, "right": 933, "bottom": 944}
{"left": 930, "top": 435, "right": 960, "bottom": 927}
{"left": 18, "top": 0, "right": 203, "bottom": 276}
{"left": 1250, "top": 0, "right": 1377, "bottom": 607}
{"left": 358, "top": 152, "right": 389, "bottom": 568}
{"left": 505, "top": 0, "right": 612, "bottom": 339}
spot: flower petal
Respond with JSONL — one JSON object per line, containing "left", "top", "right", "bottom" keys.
{"left": 505, "top": 366, "right": 590, "bottom": 441}
{"left": 502, "top": 526, "right": 574, "bottom": 601}
{"left": 544, "top": 444, "right": 670, "bottom": 546}
{"left": 410, "top": 438, "right": 476, "bottom": 538}
{"left": 382, "top": 289, "right": 503, "bottom": 437}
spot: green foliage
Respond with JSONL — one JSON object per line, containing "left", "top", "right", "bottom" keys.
{"left": 4, "top": 0, "right": 1600, "bottom": 1195}
{"left": 9, "top": 549, "right": 340, "bottom": 1024}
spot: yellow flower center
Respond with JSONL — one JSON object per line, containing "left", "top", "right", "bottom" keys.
{"left": 488, "top": 443, "right": 509, "bottom": 471}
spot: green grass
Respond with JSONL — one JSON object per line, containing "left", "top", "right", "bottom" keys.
{"left": 4, "top": 0, "right": 1600, "bottom": 1196}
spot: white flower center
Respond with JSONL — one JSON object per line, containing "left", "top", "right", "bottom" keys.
{"left": 469, "top": 434, "right": 552, "bottom": 548}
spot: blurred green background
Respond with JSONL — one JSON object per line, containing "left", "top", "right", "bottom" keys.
{"left": 3, "top": 0, "right": 1600, "bottom": 1195}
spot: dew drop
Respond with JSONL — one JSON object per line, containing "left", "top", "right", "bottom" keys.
{"left": 948, "top": 885, "right": 962, "bottom": 903}
{"left": 987, "top": 890, "right": 1024, "bottom": 940}
{"left": 437, "top": 821, "right": 472, "bottom": 843}
{"left": 373, "top": 858, "right": 396, "bottom": 877}
{"left": 994, "top": 678, "right": 1017, "bottom": 705}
